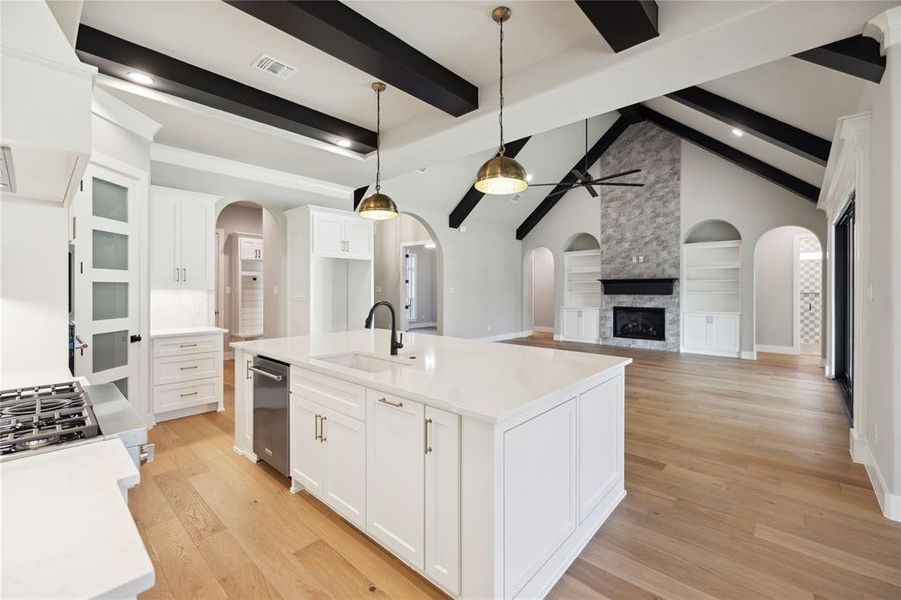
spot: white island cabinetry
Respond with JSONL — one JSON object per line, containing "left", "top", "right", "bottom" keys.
{"left": 233, "top": 331, "right": 629, "bottom": 599}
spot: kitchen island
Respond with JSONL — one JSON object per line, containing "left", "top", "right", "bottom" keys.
{"left": 232, "top": 330, "right": 630, "bottom": 599}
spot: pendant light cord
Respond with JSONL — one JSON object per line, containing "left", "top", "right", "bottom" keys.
{"left": 498, "top": 16, "right": 505, "bottom": 156}
{"left": 375, "top": 87, "right": 381, "bottom": 193}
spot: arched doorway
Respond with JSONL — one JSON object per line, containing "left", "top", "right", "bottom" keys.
{"left": 523, "top": 247, "right": 555, "bottom": 335}
{"left": 373, "top": 212, "right": 444, "bottom": 335}
{"left": 754, "top": 226, "right": 823, "bottom": 356}
{"left": 214, "top": 200, "right": 281, "bottom": 356}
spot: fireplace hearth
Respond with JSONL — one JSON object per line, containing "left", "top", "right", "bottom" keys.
{"left": 613, "top": 306, "right": 666, "bottom": 341}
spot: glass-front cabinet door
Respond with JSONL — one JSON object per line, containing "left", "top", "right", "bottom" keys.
{"left": 70, "top": 164, "right": 140, "bottom": 400}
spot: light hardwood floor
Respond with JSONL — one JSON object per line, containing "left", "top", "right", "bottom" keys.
{"left": 131, "top": 335, "right": 901, "bottom": 599}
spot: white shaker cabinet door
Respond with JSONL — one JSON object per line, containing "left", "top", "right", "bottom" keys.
{"left": 343, "top": 219, "right": 372, "bottom": 260}
{"left": 179, "top": 200, "right": 212, "bottom": 289}
{"left": 366, "top": 392, "right": 425, "bottom": 570}
{"left": 291, "top": 395, "right": 324, "bottom": 498}
{"left": 577, "top": 376, "right": 622, "bottom": 522}
{"left": 311, "top": 213, "right": 345, "bottom": 257}
{"left": 580, "top": 309, "right": 599, "bottom": 340}
{"left": 682, "top": 313, "right": 709, "bottom": 351}
{"left": 320, "top": 407, "right": 366, "bottom": 530}
{"left": 149, "top": 193, "right": 180, "bottom": 288}
{"left": 710, "top": 314, "right": 740, "bottom": 353}
{"left": 562, "top": 309, "right": 581, "bottom": 338}
{"left": 424, "top": 406, "right": 460, "bottom": 596}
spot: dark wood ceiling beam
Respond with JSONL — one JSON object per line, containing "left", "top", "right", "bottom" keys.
{"left": 226, "top": 1, "right": 478, "bottom": 117}
{"left": 353, "top": 186, "right": 369, "bottom": 211}
{"left": 575, "top": 0, "right": 659, "bottom": 52}
{"left": 795, "top": 35, "right": 885, "bottom": 83}
{"left": 448, "top": 137, "right": 531, "bottom": 229}
{"left": 75, "top": 25, "right": 376, "bottom": 152}
{"left": 638, "top": 105, "right": 820, "bottom": 203}
{"left": 667, "top": 86, "right": 831, "bottom": 165}
{"left": 516, "top": 116, "right": 633, "bottom": 241}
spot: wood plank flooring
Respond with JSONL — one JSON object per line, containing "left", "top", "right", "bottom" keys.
{"left": 131, "top": 335, "right": 901, "bottom": 599}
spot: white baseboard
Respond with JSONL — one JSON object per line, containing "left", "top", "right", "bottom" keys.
{"left": 479, "top": 330, "right": 531, "bottom": 342}
{"left": 556, "top": 335, "right": 601, "bottom": 344}
{"left": 849, "top": 433, "right": 901, "bottom": 522}
{"left": 755, "top": 344, "right": 798, "bottom": 355}
{"left": 682, "top": 347, "right": 740, "bottom": 358}
{"left": 533, "top": 326, "right": 554, "bottom": 333}
{"left": 740, "top": 350, "right": 757, "bottom": 360}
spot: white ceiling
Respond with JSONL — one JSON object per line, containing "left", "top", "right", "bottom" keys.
{"left": 82, "top": 0, "right": 897, "bottom": 190}
{"left": 699, "top": 56, "right": 872, "bottom": 140}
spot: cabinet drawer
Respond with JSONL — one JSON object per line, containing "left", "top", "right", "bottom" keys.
{"left": 153, "top": 352, "right": 220, "bottom": 386}
{"left": 153, "top": 335, "right": 219, "bottom": 358}
{"left": 290, "top": 366, "right": 365, "bottom": 420}
{"left": 154, "top": 378, "right": 219, "bottom": 414}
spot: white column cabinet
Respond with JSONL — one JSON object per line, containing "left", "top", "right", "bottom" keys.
{"left": 149, "top": 185, "right": 216, "bottom": 290}
{"left": 366, "top": 391, "right": 426, "bottom": 570}
{"left": 424, "top": 406, "right": 461, "bottom": 596}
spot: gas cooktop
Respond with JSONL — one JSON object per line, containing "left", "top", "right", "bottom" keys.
{"left": 0, "top": 381, "right": 100, "bottom": 459}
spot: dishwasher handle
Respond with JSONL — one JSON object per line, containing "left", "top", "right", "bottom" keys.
{"left": 248, "top": 366, "right": 284, "bottom": 382}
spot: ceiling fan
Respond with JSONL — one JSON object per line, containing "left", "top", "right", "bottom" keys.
{"left": 529, "top": 119, "right": 645, "bottom": 198}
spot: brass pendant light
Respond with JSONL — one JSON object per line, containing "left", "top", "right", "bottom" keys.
{"left": 359, "top": 81, "right": 399, "bottom": 220}
{"left": 474, "top": 6, "right": 528, "bottom": 195}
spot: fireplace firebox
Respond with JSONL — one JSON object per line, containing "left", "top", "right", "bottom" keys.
{"left": 613, "top": 306, "right": 665, "bottom": 341}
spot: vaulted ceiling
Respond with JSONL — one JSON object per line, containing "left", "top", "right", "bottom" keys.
{"left": 75, "top": 0, "right": 896, "bottom": 233}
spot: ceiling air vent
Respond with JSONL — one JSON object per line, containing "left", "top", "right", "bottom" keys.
{"left": 252, "top": 54, "right": 296, "bottom": 80}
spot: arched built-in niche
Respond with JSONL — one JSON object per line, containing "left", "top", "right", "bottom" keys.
{"left": 753, "top": 225, "right": 823, "bottom": 356}
{"left": 522, "top": 247, "right": 555, "bottom": 334}
{"left": 684, "top": 219, "right": 742, "bottom": 243}
{"left": 373, "top": 212, "right": 445, "bottom": 335}
{"left": 564, "top": 232, "right": 601, "bottom": 252}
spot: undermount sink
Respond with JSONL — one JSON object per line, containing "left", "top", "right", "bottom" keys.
{"left": 314, "top": 352, "right": 409, "bottom": 373}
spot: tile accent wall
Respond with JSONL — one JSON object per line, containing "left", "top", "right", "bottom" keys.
{"left": 598, "top": 121, "right": 681, "bottom": 351}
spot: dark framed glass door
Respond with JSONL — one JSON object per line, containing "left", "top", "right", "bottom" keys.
{"left": 834, "top": 196, "right": 855, "bottom": 422}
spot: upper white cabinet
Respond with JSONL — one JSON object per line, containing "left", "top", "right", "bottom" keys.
{"left": 312, "top": 210, "right": 373, "bottom": 259}
{"left": 366, "top": 390, "right": 426, "bottom": 570}
{"left": 286, "top": 206, "right": 374, "bottom": 336}
{"left": 149, "top": 186, "right": 217, "bottom": 290}
{"left": 239, "top": 237, "right": 263, "bottom": 261}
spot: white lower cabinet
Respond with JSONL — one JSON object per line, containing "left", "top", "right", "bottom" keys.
{"left": 366, "top": 391, "right": 426, "bottom": 570}
{"left": 578, "top": 376, "right": 622, "bottom": 522}
{"left": 290, "top": 394, "right": 365, "bottom": 529}
{"left": 561, "top": 307, "right": 600, "bottom": 342}
{"left": 151, "top": 332, "right": 223, "bottom": 421}
{"left": 425, "top": 407, "right": 461, "bottom": 596}
{"left": 682, "top": 312, "right": 740, "bottom": 356}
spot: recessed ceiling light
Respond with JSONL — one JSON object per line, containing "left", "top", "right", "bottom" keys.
{"left": 336, "top": 138, "right": 352, "bottom": 148}
{"left": 731, "top": 128, "right": 744, "bottom": 137}
{"left": 127, "top": 71, "right": 154, "bottom": 85}
{"left": 525, "top": 173, "right": 533, "bottom": 182}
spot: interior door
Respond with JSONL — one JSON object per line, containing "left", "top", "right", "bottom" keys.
{"left": 403, "top": 250, "right": 417, "bottom": 330}
{"left": 834, "top": 199, "right": 855, "bottom": 421}
{"left": 71, "top": 164, "right": 141, "bottom": 399}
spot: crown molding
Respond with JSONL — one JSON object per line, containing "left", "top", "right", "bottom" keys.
{"left": 864, "top": 6, "right": 901, "bottom": 54}
{"left": 92, "top": 87, "right": 161, "bottom": 142}
{"left": 150, "top": 144, "right": 352, "bottom": 201}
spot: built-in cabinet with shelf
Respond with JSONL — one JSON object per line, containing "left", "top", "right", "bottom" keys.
{"left": 681, "top": 240, "right": 741, "bottom": 356}
{"left": 231, "top": 234, "right": 264, "bottom": 338}
{"left": 149, "top": 185, "right": 217, "bottom": 290}
{"left": 287, "top": 206, "right": 374, "bottom": 335}
{"left": 560, "top": 249, "right": 601, "bottom": 342}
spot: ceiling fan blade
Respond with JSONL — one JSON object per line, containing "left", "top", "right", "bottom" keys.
{"left": 528, "top": 182, "right": 582, "bottom": 188}
{"left": 585, "top": 184, "right": 598, "bottom": 198}
{"left": 597, "top": 182, "right": 645, "bottom": 187}
{"left": 590, "top": 168, "right": 642, "bottom": 183}
{"left": 571, "top": 169, "right": 591, "bottom": 183}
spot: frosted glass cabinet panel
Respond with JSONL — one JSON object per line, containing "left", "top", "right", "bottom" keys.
{"left": 92, "top": 230, "right": 128, "bottom": 270}
{"left": 92, "top": 177, "right": 128, "bottom": 223}
{"left": 93, "top": 330, "right": 129, "bottom": 373}
{"left": 92, "top": 282, "right": 128, "bottom": 321}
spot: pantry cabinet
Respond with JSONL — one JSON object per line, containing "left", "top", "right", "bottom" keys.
{"left": 149, "top": 185, "right": 217, "bottom": 290}
{"left": 311, "top": 210, "right": 372, "bottom": 259}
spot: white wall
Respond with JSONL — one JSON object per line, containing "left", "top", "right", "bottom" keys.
{"left": 373, "top": 214, "right": 437, "bottom": 329}
{"left": 754, "top": 226, "right": 809, "bottom": 349}
{"left": 531, "top": 247, "right": 555, "bottom": 329}
{"left": 262, "top": 208, "right": 283, "bottom": 338}
{"left": 681, "top": 141, "right": 827, "bottom": 355}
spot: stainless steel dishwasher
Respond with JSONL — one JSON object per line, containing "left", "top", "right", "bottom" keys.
{"left": 250, "top": 356, "right": 290, "bottom": 476}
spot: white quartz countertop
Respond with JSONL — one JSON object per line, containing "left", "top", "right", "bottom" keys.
{"left": 0, "top": 440, "right": 154, "bottom": 598}
{"left": 232, "top": 330, "right": 631, "bottom": 423}
{"left": 150, "top": 326, "right": 227, "bottom": 339}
